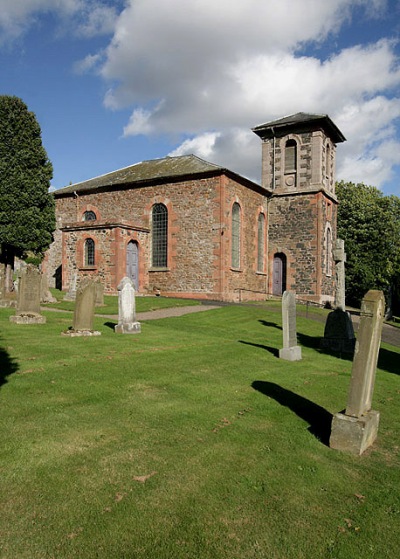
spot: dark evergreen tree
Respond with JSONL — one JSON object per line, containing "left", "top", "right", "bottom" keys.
{"left": 0, "top": 95, "right": 55, "bottom": 264}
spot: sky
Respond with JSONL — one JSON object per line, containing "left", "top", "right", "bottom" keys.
{"left": 0, "top": 0, "right": 400, "bottom": 196}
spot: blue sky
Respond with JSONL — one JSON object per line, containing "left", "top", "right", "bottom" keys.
{"left": 1, "top": 0, "right": 400, "bottom": 196}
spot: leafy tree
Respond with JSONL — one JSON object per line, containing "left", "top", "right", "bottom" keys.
{"left": 0, "top": 96, "right": 55, "bottom": 287}
{"left": 336, "top": 181, "right": 400, "bottom": 316}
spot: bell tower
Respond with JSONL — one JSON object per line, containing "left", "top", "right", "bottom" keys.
{"left": 253, "top": 113, "right": 346, "bottom": 304}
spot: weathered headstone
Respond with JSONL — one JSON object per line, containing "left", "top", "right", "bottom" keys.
{"left": 321, "top": 239, "right": 355, "bottom": 353}
{"left": 63, "top": 272, "right": 78, "bottom": 301}
{"left": 330, "top": 290, "right": 385, "bottom": 455}
{"left": 62, "top": 278, "right": 101, "bottom": 336}
{"left": 94, "top": 279, "right": 105, "bottom": 307}
{"left": 40, "top": 273, "right": 57, "bottom": 303}
{"left": 279, "top": 290, "right": 301, "bottom": 361}
{"left": 333, "top": 238, "right": 346, "bottom": 311}
{"left": 115, "top": 277, "right": 141, "bottom": 334}
{"left": 9, "top": 264, "right": 46, "bottom": 324}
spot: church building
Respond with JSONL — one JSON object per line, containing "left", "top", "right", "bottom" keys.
{"left": 46, "top": 113, "right": 345, "bottom": 303}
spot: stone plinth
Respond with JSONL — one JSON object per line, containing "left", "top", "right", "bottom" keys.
{"left": 330, "top": 411, "right": 380, "bottom": 455}
{"left": 10, "top": 313, "right": 46, "bottom": 324}
{"left": 115, "top": 322, "right": 141, "bottom": 334}
{"left": 61, "top": 329, "right": 101, "bottom": 337}
{"left": 279, "top": 346, "right": 302, "bottom": 361}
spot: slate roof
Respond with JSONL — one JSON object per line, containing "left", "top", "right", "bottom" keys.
{"left": 55, "top": 154, "right": 261, "bottom": 196}
{"left": 252, "top": 112, "right": 346, "bottom": 143}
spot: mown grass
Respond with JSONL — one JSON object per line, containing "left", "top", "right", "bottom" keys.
{"left": 43, "top": 289, "right": 200, "bottom": 315}
{"left": 0, "top": 304, "right": 399, "bottom": 559}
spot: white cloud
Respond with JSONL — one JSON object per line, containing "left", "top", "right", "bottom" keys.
{"left": 0, "top": 0, "right": 122, "bottom": 43}
{"left": 93, "top": 0, "right": 400, "bottom": 190}
{"left": 2, "top": 0, "right": 399, "bottom": 191}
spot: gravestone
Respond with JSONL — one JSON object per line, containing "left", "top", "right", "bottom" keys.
{"left": 321, "top": 239, "right": 355, "bottom": 353}
{"left": 9, "top": 264, "right": 46, "bottom": 324}
{"left": 115, "top": 277, "right": 141, "bottom": 334}
{"left": 40, "top": 273, "right": 57, "bottom": 303}
{"left": 330, "top": 290, "right": 385, "bottom": 455}
{"left": 63, "top": 272, "right": 78, "bottom": 301}
{"left": 62, "top": 278, "right": 101, "bottom": 336}
{"left": 279, "top": 290, "right": 301, "bottom": 361}
{"left": 95, "top": 279, "right": 105, "bottom": 307}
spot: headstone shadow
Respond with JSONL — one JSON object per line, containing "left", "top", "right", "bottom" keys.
{"left": 252, "top": 380, "right": 332, "bottom": 446}
{"left": 377, "top": 347, "right": 400, "bottom": 376}
{"left": 259, "top": 319, "right": 282, "bottom": 331}
{"left": 104, "top": 321, "right": 117, "bottom": 330}
{"left": 0, "top": 343, "right": 19, "bottom": 388}
{"left": 239, "top": 340, "right": 279, "bottom": 357}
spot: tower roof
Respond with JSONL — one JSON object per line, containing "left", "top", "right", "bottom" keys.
{"left": 252, "top": 112, "right": 346, "bottom": 143}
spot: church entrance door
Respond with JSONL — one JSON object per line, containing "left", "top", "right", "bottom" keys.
{"left": 272, "top": 253, "right": 286, "bottom": 296}
{"left": 126, "top": 241, "right": 139, "bottom": 290}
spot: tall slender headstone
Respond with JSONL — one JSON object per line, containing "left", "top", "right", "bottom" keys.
{"left": 333, "top": 239, "right": 346, "bottom": 311}
{"left": 62, "top": 278, "right": 101, "bottom": 336}
{"left": 321, "top": 239, "right": 355, "bottom": 353}
{"left": 115, "top": 277, "right": 141, "bottom": 334}
{"left": 9, "top": 265, "right": 46, "bottom": 324}
{"left": 279, "top": 291, "right": 301, "bottom": 361}
{"left": 330, "top": 290, "right": 385, "bottom": 455}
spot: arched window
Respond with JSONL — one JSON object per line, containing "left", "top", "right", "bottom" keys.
{"left": 231, "top": 202, "right": 241, "bottom": 268}
{"left": 152, "top": 203, "right": 168, "bottom": 267}
{"left": 285, "top": 139, "right": 297, "bottom": 174}
{"left": 83, "top": 210, "right": 96, "bottom": 221}
{"left": 257, "top": 213, "right": 265, "bottom": 272}
{"left": 84, "top": 238, "right": 95, "bottom": 266}
{"left": 325, "top": 226, "right": 332, "bottom": 276}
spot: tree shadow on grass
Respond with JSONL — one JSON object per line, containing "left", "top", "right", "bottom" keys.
{"left": 252, "top": 380, "right": 332, "bottom": 446}
{"left": 0, "top": 342, "right": 19, "bottom": 389}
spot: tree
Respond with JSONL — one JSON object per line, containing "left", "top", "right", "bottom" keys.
{"left": 0, "top": 96, "right": 55, "bottom": 291}
{"left": 336, "top": 181, "right": 400, "bottom": 316}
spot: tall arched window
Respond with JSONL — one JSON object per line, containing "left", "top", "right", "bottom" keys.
{"left": 285, "top": 139, "right": 297, "bottom": 174}
{"left": 257, "top": 213, "right": 265, "bottom": 272}
{"left": 152, "top": 203, "right": 168, "bottom": 267}
{"left": 325, "top": 225, "right": 332, "bottom": 276}
{"left": 84, "top": 238, "right": 95, "bottom": 266}
{"left": 83, "top": 210, "right": 96, "bottom": 221}
{"left": 326, "top": 143, "right": 331, "bottom": 188}
{"left": 231, "top": 202, "right": 241, "bottom": 268}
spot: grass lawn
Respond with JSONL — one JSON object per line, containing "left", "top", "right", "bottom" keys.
{"left": 0, "top": 303, "right": 399, "bottom": 558}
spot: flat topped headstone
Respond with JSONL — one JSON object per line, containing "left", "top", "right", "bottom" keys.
{"left": 279, "top": 290, "right": 301, "bottom": 361}
{"left": 330, "top": 290, "right": 385, "bottom": 455}
{"left": 9, "top": 264, "right": 46, "bottom": 324}
{"left": 115, "top": 277, "right": 141, "bottom": 334}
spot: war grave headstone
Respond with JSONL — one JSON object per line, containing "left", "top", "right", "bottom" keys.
{"left": 62, "top": 278, "right": 101, "bottom": 337}
{"left": 9, "top": 264, "right": 46, "bottom": 324}
{"left": 63, "top": 272, "right": 78, "bottom": 301}
{"left": 330, "top": 290, "right": 385, "bottom": 455}
{"left": 115, "top": 277, "right": 141, "bottom": 334}
{"left": 321, "top": 239, "right": 355, "bottom": 353}
{"left": 279, "top": 290, "right": 302, "bottom": 361}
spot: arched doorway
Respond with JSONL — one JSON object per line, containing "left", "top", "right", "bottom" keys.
{"left": 272, "top": 253, "right": 287, "bottom": 296}
{"left": 126, "top": 241, "right": 139, "bottom": 290}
